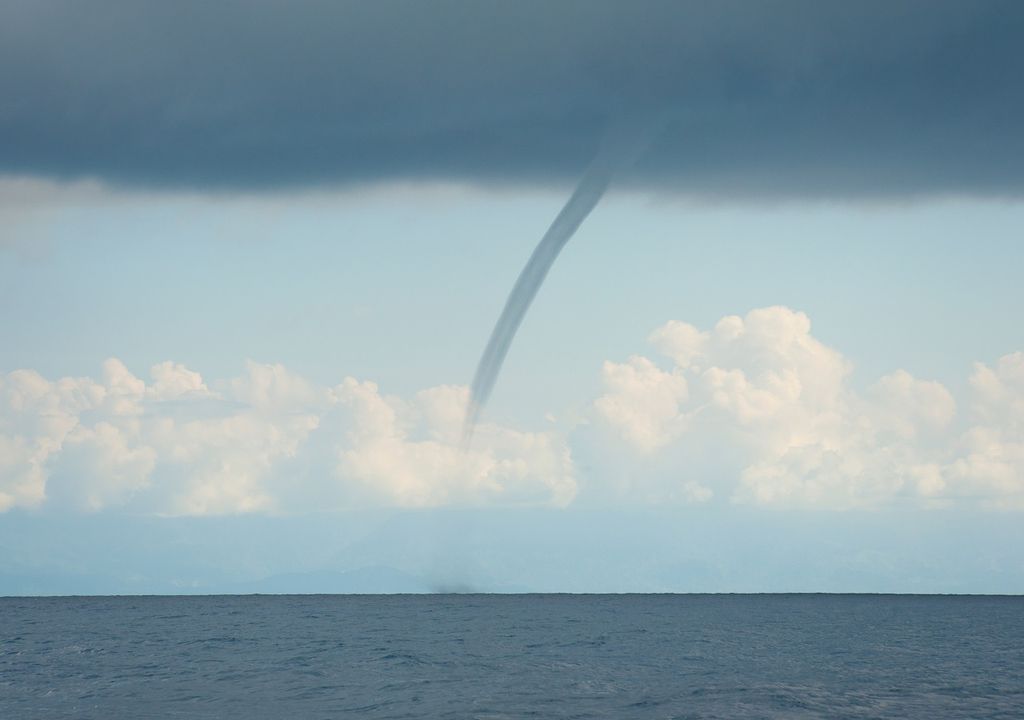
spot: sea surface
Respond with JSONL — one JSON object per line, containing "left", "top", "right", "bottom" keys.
{"left": 1, "top": 594, "right": 1022, "bottom": 719}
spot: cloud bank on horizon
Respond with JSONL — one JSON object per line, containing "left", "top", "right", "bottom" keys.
{"left": 2, "top": 0, "right": 1023, "bottom": 197}
{"left": 3, "top": 307, "right": 1022, "bottom": 515}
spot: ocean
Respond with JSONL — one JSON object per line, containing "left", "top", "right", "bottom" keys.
{"left": 1, "top": 594, "right": 1021, "bottom": 718}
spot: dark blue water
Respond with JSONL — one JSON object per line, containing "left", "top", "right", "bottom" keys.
{"left": 1, "top": 594, "right": 1022, "bottom": 718}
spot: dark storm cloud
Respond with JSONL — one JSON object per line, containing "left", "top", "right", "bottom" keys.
{"left": 2, "top": 0, "right": 1022, "bottom": 196}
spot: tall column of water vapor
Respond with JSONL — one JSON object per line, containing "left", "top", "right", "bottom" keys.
{"left": 463, "top": 117, "right": 661, "bottom": 446}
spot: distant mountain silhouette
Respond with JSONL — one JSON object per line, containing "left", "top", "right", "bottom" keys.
{"left": 233, "top": 566, "right": 431, "bottom": 594}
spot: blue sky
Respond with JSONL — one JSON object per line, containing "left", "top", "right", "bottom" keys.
{"left": 6, "top": 186, "right": 1023, "bottom": 411}
{"left": 3, "top": 2, "right": 1024, "bottom": 593}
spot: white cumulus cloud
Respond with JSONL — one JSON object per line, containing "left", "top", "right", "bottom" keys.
{"left": 0, "top": 359, "right": 575, "bottom": 515}
{"left": 332, "top": 380, "right": 575, "bottom": 508}
{"left": 946, "top": 353, "right": 1024, "bottom": 508}
{"left": 3, "top": 308, "right": 1022, "bottom": 515}
{"left": 594, "top": 306, "right": 1021, "bottom": 510}
{"left": 594, "top": 356, "right": 689, "bottom": 452}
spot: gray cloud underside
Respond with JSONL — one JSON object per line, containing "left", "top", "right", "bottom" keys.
{"left": 3, "top": 0, "right": 1023, "bottom": 196}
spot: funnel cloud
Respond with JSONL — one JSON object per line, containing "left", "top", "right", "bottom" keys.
{"left": 464, "top": 120, "right": 660, "bottom": 442}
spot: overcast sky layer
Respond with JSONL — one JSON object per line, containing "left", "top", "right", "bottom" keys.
{"left": 3, "top": 1, "right": 1024, "bottom": 196}
{"left": 3, "top": 2, "right": 1024, "bottom": 593}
